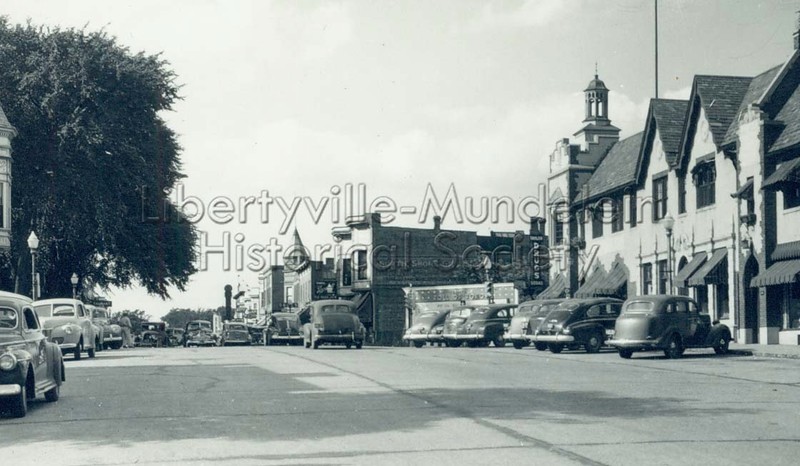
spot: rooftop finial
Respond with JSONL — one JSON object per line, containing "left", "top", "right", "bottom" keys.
{"left": 595, "top": 62, "right": 598, "bottom": 79}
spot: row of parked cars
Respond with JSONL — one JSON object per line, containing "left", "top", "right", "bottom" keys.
{"left": 403, "top": 294, "right": 733, "bottom": 359}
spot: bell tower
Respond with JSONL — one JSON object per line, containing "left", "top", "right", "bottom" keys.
{"left": 584, "top": 70, "right": 610, "bottom": 124}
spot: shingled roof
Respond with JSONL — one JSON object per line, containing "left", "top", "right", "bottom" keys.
{"left": 694, "top": 75, "right": 753, "bottom": 147}
{"left": 768, "top": 69, "right": 800, "bottom": 153}
{"left": 722, "top": 65, "right": 782, "bottom": 147}
{"left": 573, "top": 132, "right": 643, "bottom": 204}
{"left": 651, "top": 99, "right": 689, "bottom": 165}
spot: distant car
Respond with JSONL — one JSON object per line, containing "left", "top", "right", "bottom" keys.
{"left": 0, "top": 291, "right": 64, "bottom": 418}
{"left": 403, "top": 308, "right": 453, "bottom": 348}
{"left": 88, "top": 305, "right": 123, "bottom": 350}
{"left": 440, "top": 307, "right": 473, "bottom": 348}
{"left": 531, "top": 298, "right": 623, "bottom": 353}
{"left": 301, "top": 300, "right": 366, "bottom": 349}
{"left": 264, "top": 313, "right": 303, "bottom": 346}
{"left": 505, "top": 299, "right": 564, "bottom": 350}
{"left": 184, "top": 320, "right": 216, "bottom": 347}
{"left": 137, "top": 322, "right": 168, "bottom": 347}
{"left": 33, "top": 298, "right": 98, "bottom": 360}
{"left": 221, "top": 322, "right": 252, "bottom": 346}
{"left": 166, "top": 328, "right": 185, "bottom": 347}
{"left": 607, "top": 295, "right": 732, "bottom": 359}
{"left": 443, "top": 304, "right": 517, "bottom": 348}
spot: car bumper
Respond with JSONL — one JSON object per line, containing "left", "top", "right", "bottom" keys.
{"left": 443, "top": 333, "right": 485, "bottom": 341}
{"left": 505, "top": 332, "right": 528, "bottom": 341}
{"left": 104, "top": 336, "right": 123, "bottom": 342}
{"left": 0, "top": 384, "right": 22, "bottom": 396}
{"left": 314, "top": 333, "right": 360, "bottom": 343}
{"left": 186, "top": 340, "right": 216, "bottom": 346}
{"left": 270, "top": 335, "right": 302, "bottom": 341}
{"left": 606, "top": 338, "right": 661, "bottom": 350}
{"left": 531, "top": 334, "right": 575, "bottom": 343}
{"left": 402, "top": 333, "right": 430, "bottom": 341}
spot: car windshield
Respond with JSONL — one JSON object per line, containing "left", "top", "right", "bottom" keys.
{"left": 320, "top": 304, "right": 353, "bottom": 313}
{"left": 228, "top": 324, "right": 247, "bottom": 331}
{"left": 449, "top": 308, "right": 472, "bottom": 319}
{"left": 0, "top": 308, "right": 18, "bottom": 329}
{"left": 187, "top": 322, "right": 211, "bottom": 331}
{"left": 33, "top": 304, "right": 52, "bottom": 318}
{"left": 466, "top": 308, "right": 492, "bottom": 321}
{"left": 53, "top": 305, "right": 76, "bottom": 317}
{"left": 94, "top": 310, "right": 108, "bottom": 319}
{"left": 623, "top": 301, "right": 655, "bottom": 314}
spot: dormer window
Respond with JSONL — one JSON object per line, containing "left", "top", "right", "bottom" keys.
{"left": 652, "top": 175, "right": 668, "bottom": 221}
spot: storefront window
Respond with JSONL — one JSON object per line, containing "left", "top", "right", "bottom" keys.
{"left": 787, "top": 283, "right": 800, "bottom": 329}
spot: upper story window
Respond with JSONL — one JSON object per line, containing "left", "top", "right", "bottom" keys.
{"left": 591, "top": 203, "right": 604, "bottom": 238}
{"left": 678, "top": 175, "right": 687, "bottom": 214}
{"left": 652, "top": 176, "right": 668, "bottom": 221}
{"left": 694, "top": 162, "right": 716, "bottom": 209}
{"left": 341, "top": 258, "right": 352, "bottom": 287}
{"left": 783, "top": 185, "right": 800, "bottom": 209}
{"left": 611, "top": 194, "right": 624, "bottom": 233}
{"left": 552, "top": 213, "right": 564, "bottom": 246}
{"left": 642, "top": 263, "right": 653, "bottom": 295}
{"left": 353, "top": 250, "right": 368, "bottom": 280}
{"left": 628, "top": 191, "right": 637, "bottom": 228}
{"left": 657, "top": 260, "right": 668, "bottom": 294}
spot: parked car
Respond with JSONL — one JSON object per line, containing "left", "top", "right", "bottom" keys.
{"left": 263, "top": 312, "right": 303, "bottom": 346}
{"left": 0, "top": 291, "right": 64, "bottom": 418}
{"left": 443, "top": 304, "right": 517, "bottom": 348}
{"left": 506, "top": 299, "right": 564, "bottom": 350}
{"left": 607, "top": 295, "right": 732, "bottom": 359}
{"left": 402, "top": 308, "right": 452, "bottom": 348}
{"left": 221, "top": 322, "right": 252, "bottom": 346}
{"left": 531, "top": 298, "right": 623, "bottom": 353}
{"left": 137, "top": 322, "right": 168, "bottom": 347}
{"left": 301, "top": 300, "right": 366, "bottom": 349}
{"left": 184, "top": 320, "right": 217, "bottom": 347}
{"left": 166, "top": 328, "right": 185, "bottom": 347}
{"left": 88, "top": 305, "right": 123, "bottom": 350}
{"left": 441, "top": 307, "right": 474, "bottom": 348}
{"left": 33, "top": 298, "right": 98, "bottom": 360}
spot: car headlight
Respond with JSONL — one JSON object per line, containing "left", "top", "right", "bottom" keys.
{"left": 561, "top": 327, "right": 571, "bottom": 335}
{"left": 62, "top": 325, "right": 75, "bottom": 335}
{"left": 0, "top": 352, "right": 17, "bottom": 371}
{"left": 419, "top": 326, "right": 426, "bottom": 333}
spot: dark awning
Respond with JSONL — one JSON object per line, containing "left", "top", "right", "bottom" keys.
{"left": 771, "top": 241, "right": 800, "bottom": 262}
{"left": 537, "top": 274, "right": 565, "bottom": 299}
{"left": 575, "top": 268, "right": 608, "bottom": 298}
{"left": 751, "top": 259, "right": 800, "bottom": 287}
{"left": 593, "top": 264, "right": 628, "bottom": 297}
{"left": 352, "top": 292, "right": 372, "bottom": 323}
{"left": 687, "top": 249, "right": 728, "bottom": 287}
{"left": 674, "top": 252, "right": 707, "bottom": 288}
{"left": 730, "top": 178, "right": 753, "bottom": 199}
{"left": 762, "top": 157, "right": 800, "bottom": 191}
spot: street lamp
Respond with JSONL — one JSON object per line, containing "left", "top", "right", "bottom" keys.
{"left": 27, "top": 231, "right": 39, "bottom": 300}
{"left": 662, "top": 213, "right": 675, "bottom": 294}
{"left": 71, "top": 273, "right": 79, "bottom": 300}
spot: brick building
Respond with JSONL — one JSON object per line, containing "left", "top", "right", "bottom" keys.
{"left": 258, "top": 265, "right": 284, "bottom": 313}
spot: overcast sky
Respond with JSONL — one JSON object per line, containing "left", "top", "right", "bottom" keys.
{"left": 4, "top": 0, "right": 797, "bottom": 318}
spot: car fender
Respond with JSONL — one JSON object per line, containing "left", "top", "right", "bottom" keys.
{"left": 572, "top": 322, "right": 605, "bottom": 339}
{"left": 44, "top": 342, "right": 64, "bottom": 385}
{"left": 705, "top": 324, "right": 731, "bottom": 346}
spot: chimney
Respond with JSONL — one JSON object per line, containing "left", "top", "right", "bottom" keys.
{"left": 795, "top": 11, "right": 800, "bottom": 50}
{"left": 433, "top": 215, "right": 441, "bottom": 232}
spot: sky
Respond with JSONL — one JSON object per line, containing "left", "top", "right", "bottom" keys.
{"left": 3, "top": 0, "right": 798, "bottom": 318}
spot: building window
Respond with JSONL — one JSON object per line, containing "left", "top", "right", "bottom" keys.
{"left": 787, "top": 283, "right": 800, "bottom": 329}
{"left": 642, "top": 263, "right": 653, "bottom": 295}
{"left": 341, "top": 258, "right": 352, "bottom": 287}
{"left": 611, "top": 195, "right": 624, "bottom": 233}
{"left": 657, "top": 260, "right": 668, "bottom": 294}
{"left": 678, "top": 175, "right": 687, "bottom": 214}
{"left": 628, "top": 192, "right": 637, "bottom": 228}
{"left": 0, "top": 184, "right": 4, "bottom": 229}
{"left": 652, "top": 176, "right": 668, "bottom": 220}
{"left": 591, "top": 204, "right": 603, "bottom": 238}
{"left": 694, "top": 162, "right": 716, "bottom": 208}
{"left": 553, "top": 213, "right": 564, "bottom": 246}
{"left": 783, "top": 185, "right": 800, "bottom": 209}
{"left": 353, "top": 250, "right": 368, "bottom": 280}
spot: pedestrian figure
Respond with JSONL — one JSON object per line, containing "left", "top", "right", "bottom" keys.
{"left": 120, "top": 311, "right": 133, "bottom": 348}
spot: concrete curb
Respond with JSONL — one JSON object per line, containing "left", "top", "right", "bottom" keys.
{"left": 729, "top": 346, "right": 800, "bottom": 360}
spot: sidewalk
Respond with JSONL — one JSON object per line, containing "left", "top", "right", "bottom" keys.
{"left": 730, "top": 342, "right": 800, "bottom": 360}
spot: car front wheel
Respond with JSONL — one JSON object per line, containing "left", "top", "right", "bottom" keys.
{"left": 585, "top": 332, "right": 603, "bottom": 353}
{"left": 413, "top": 341, "right": 424, "bottom": 348}
{"left": 548, "top": 343, "right": 563, "bottom": 353}
{"left": 493, "top": 335, "right": 506, "bottom": 348}
{"left": 74, "top": 341, "right": 82, "bottom": 360}
{"left": 533, "top": 342, "right": 547, "bottom": 351}
{"left": 618, "top": 349, "right": 633, "bottom": 359}
{"left": 713, "top": 335, "right": 730, "bottom": 355}
{"left": 664, "top": 334, "right": 683, "bottom": 359}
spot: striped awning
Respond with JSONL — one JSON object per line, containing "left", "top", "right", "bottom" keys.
{"left": 751, "top": 259, "right": 800, "bottom": 287}
{"left": 762, "top": 157, "right": 800, "bottom": 191}
{"left": 687, "top": 249, "right": 727, "bottom": 287}
{"left": 592, "top": 264, "right": 628, "bottom": 297}
{"left": 771, "top": 241, "right": 800, "bottom": 262}
{"left": 575, "top": 268, "right": 608, "bottom": 298}
{"left": 674, "top": 252, "right": 707, "bottom": 288}
{"left": 352, "top": 292, "right": 372, "bottom": 323}
{"left": 537, "top": 274, "right": 566, "bottom": 299}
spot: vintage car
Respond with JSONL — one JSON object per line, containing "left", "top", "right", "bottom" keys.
{"left": 184, "top": 320, "right": 217, "bottom": 347}
{"left": 300, "top": 300, "right": 366, "bottom": 349}
{"left": 220, "top": 322, "right": 252, "bottom": 346}
{"left": 402, "top": 308, "right": 452, "bottom": 347}
{"left": 88, "top": 305, "right": 123, "bottom": 350}
{"left": 0, "top": 291, "right": 64, "bottom": 418}
{"left": 505, "top": 299, "right": 564, "bottom": 350}
{"left": 33, "top": 298, "right": 98, "bottom": 360}
{"left": 166, "top": 328, "right": 185, "bottom": 347}
{"left": 263, "top": 312, "right": 303, "bottom": 345}
{"left": 137, "top": 322, "right": 168, "bottom": 347}
{"left": 607, "top": 295, "right": 732, "bottom": 359}
{"left": 442, "top": 304, "right": 517, "bottom": 348}
{"left": 531, "top": 298, "right": 623, "bottom": 353}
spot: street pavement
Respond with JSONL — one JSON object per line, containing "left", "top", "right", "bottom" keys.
{"left": 1, "top": 343, "right": 799, "bottom": 465}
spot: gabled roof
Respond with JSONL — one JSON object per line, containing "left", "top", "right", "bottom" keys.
{"left": 722, "top": 65, "right": 782, "bottom": 147}
{"left": 767, "top": 57, "right": 800, "bottom": 152}
{"left": 649, "top": 99, "right": 689, "bottom": 166}
{"left": 0, "top": 103, "right": 15, "bottom": 132}
{"left": 572, "top": 132, "right": 643, "bottom": 204}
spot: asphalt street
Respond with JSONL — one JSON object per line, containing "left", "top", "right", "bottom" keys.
{"left": 1, "top": 344, "right": 799, "bottom": 465}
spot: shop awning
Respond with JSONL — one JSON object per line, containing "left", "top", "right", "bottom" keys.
{"left": 730, "top": 178, "right": 753, "bottom": 199}
{"left": 575, "top": 268, "right": 608, "bottom": 298}
{"left": 592, "top": 264, "right": 628, "bottom": 297}
{"left": 352, "top": 292, "right": 372, "bottom": 323}
{"left": 536, "top": 274, "right": 566, "bottom": 300}
{"left": 762, "top": 157, "right": 800, "bottom": 191}
{"left": 750, "top": 259, "right": 800, "bottom": 287}
{"left": 674, "top": 252, "right": 707, "bottom": 288}
{"left": 687, "top": 249, "right": 728, "bottom": 287}
{"left": 771, "top": 241, "right": 800, "bottom": 262}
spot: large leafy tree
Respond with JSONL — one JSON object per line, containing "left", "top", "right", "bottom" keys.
{"left": 162, "top": 308, "right": 216, "bottom": 330}
{"left": 0, "top": 19, "right": 197, "bottom": 298}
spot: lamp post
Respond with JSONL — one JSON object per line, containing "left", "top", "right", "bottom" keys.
{"left": 663, "top": 213, "right": 675, "bottom": 294}
{"left": 27, "top": 231, "right": 39, "bottom": 300}
{"left": 71, "top": 273, "right": 79, "bottom": 300}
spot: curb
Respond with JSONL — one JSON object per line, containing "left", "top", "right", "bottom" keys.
{"left": 729, "top": 347, "right": 800, "bottom": 360}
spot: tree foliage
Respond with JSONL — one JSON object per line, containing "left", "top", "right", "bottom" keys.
{"left": 0, "top": 18, "right": 197, "bottom": 298}
{"left": 162, "top": 308, "right": 216, "bottom": 330}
